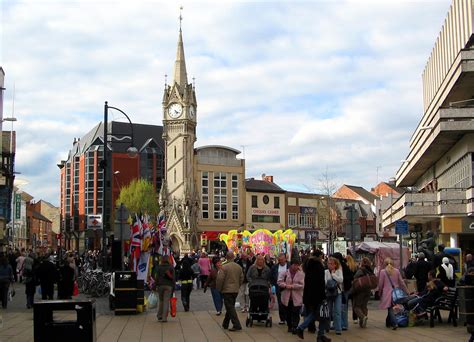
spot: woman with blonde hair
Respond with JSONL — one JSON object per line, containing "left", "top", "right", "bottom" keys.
{"left": 377, "top": 257, "right": 408, "bottom": 329}
{"left": 325, "top": 256, "right": 344, "bottom": 335}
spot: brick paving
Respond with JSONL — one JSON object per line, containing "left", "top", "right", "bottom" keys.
{"left": 0, "top": 285, "right": 471, "bottom": 341}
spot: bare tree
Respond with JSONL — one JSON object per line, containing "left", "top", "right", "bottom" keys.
{"left": 317, "top": 167, "right": 339, "bottom": 255}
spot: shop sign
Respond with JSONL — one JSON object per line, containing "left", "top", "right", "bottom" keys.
{"left": 300, "top": 207, "right": 316, "bottom": 215}
{"left": 251, "top": 208, "right": 280, "bottom": 216}
{"left": 87, "top": 215, "right": 102, "bottom": 230}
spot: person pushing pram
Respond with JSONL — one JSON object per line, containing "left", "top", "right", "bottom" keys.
{"left": 246, "top": 255, "right": 273, "bottom": 326}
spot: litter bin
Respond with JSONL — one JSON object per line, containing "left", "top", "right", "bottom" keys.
{"left": 114, "top": 271, "right": 137, "bottom": 315}
{"left": 458, "top": 285, "right": 474, "bottom": 339}
{"left": 34, "top": 299, "right": 96, "bottom": 342}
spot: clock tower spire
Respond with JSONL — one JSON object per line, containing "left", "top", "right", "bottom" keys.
{"left": 161, "top": 8, "right": 198, "bottom": 255}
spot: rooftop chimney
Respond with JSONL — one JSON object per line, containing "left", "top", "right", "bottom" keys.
{"left": 264, "top": 175, "right": 274, "bottom": 183}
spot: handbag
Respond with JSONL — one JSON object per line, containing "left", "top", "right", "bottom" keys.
{"left": 318, "top": 300, "right": 330, "bottom": 319}
{"left": 170, "top": 293, "right": 177, "bottom": 317}
{"left": 352, "top": 273, "right": 378, "bottom": 293}
{"left": 385, "top": 270, "right": 407, "bottom": 304}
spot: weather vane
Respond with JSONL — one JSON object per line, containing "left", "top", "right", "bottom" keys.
{"left": 179, "top": 6, "right": 183, "bottom": 31}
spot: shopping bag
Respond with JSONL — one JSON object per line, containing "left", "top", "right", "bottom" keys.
{"left": 170, "top": 294, "right": 177, "bottom": 317}
{"left": 8, "top": 285, "right": 15, "bottom": 301}
{"left": 73, "top": 281, "right": 79, "bottom": 296}
{"left": 147, "top": 292, "right": 158, "bottom": 309}
{"left": 318, "top": 300, "right": 330, "bottom": 319}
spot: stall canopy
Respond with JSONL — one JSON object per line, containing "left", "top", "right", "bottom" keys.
{"left": 355, "top": 241, "right": 410, "bottom": 274}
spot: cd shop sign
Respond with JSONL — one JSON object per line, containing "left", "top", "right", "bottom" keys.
{"left": 251, "top": 208, "right": 280, "bottom": 216}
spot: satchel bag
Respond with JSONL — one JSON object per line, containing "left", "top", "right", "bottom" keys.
{"left": 386, "top": 270, "right": 407, "bottom": 304}
{"left": 352, "top": 273, "right": 378, "bottom": 293}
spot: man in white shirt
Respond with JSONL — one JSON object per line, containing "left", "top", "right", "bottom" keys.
{"left": 271, "top": 253, "right": 290, "bottom": 324}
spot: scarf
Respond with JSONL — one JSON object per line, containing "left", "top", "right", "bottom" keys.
{"left": 441, "top": 262, "right": 454, "bottom": 280}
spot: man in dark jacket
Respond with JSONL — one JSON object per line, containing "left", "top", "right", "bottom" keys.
{"left": 296, "top": 250, "right": 331, "bottom": 342}
{"left": 270, "top": 253, "right": 290, "bottom": 324}
{"left": 414, "top": 252, "right": 431, "bottom": 292}
{"left": 36, "top": 255, "right": 58, "bottom": 300}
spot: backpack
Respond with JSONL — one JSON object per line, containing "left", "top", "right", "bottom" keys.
{"left": 326, "top": 276, "right": 339, "bottom": 298}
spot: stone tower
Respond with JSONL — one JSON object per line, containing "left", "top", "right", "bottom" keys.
{"left": 160, "top": 26, "right": 199, "bottom": 255}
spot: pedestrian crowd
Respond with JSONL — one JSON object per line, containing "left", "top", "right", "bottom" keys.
{"left": 0, "top": 247, "right": 109, "bottom": 309}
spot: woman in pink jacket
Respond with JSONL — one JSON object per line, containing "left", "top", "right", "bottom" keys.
{"left": 278, "top": 258, "right": 305, "bottom": 334}
{"left": 378, "top": 257, "right": 408, "bottom": 330}
{"left": 198, "top": 253, "right": 212, "bottom": 289}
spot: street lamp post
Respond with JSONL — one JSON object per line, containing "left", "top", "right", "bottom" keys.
{"left": 1, "top": 117, "right": 17, "bottom": 247}
{"left": 101, "top": 101, "right": 138, "bottom": 271}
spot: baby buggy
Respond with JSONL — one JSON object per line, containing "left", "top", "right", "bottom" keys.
{"left": 245, "top": 284, "right": 272, "bottom": 327}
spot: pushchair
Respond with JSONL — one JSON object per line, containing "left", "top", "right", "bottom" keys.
{"left": 245, "top": 284, "right": 272, "bottom": 327}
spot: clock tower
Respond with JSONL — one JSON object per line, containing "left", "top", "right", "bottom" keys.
{"left": 160, "top": 25, "right": 199, "bottom": 255}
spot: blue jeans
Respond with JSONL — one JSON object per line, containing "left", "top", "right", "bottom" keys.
{"left": 328, "top": 293, "right": 342, "bottom": 333}
{"left": 341, "top": 291, "right": 349, "bottom": 329}
{"left": 298, "top": 308, "right": 316, "bottom": 330}
{"left": 210, "top": 287, "right": 223, "bottom": 313}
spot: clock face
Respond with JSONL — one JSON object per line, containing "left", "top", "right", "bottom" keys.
{"left": 189, "top": 106, "right": 195, "bottom": 119}
{"left": 168, "top": 103, "right": 183, "bottom": 119}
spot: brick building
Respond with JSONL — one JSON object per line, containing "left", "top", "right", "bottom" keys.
{"left": 58, "top": 122, "right": 164, "bottom": 252}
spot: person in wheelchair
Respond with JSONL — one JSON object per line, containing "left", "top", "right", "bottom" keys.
{"left": 407, "top": 270, "right": 448, "bottom": 316}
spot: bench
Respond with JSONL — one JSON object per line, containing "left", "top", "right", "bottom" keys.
{"left": 426, "top": 287, "right": 458, "bottom": 328}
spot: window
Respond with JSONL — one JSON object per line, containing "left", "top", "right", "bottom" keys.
{"left": 174, "top": 169, "right": 176, "bottom": 183}
{"left": 252, "top": 215, "right": 280, "bottom": 223}
{"left": 288, "top": 213, "right": 297, "bottom": 227}
{"left": 174, "top": 146, "right": 177, "bottom": 159}
{"left": 299, "top": 214, "right": 314, "bottom": 228}
{"left": 274, "top": 196, "right": 280, "bottom": 209}
{"left": 213, "top": 172, "right": 227, "bottom": 220}
{"left": 201, "top": 172, "right": 209, "bottom": 219}
{"left": 252, "top": 195, "right": 258, "bottom": 208}
{"left": 231, "top": 174, "right": 238, "bottom": 220}
{"left": 263, "top": 195, "right": 269, "bottom": 204}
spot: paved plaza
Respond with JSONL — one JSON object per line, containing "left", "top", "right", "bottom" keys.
{"left": 0, "top": 286, "right": 471, "bottom": 341}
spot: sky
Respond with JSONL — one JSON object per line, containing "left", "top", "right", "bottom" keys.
{"left": 0, "top": 0, "right": 452, "bottom": 206}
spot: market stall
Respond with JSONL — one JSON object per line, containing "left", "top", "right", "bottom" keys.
{"left": 355, "top": 241, "right": 410, "bottom": 275}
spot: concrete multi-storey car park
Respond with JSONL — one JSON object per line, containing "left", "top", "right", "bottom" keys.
{"left": 383, "top": 0, "right": 474, "bottom": 252}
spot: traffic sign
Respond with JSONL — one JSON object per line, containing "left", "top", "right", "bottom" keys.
{"left": 395, "top": 220, "right": 409, "bottom": 235}
{"left": 87, "top": 215, "right": 103, "bottom": 230}
{"left": 345, "top": 206, "right": 359, "bottom": 224}
{"left": 345, "top": 223, "right": 361, "bottom": 241}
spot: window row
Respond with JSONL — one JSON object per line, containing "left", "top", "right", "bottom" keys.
{"left": 201, "top": 172, "right": 239, "bottom": 220}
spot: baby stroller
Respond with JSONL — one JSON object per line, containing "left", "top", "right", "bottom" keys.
{"left": 245, "top": 284, "right": 272, "bottom": 327}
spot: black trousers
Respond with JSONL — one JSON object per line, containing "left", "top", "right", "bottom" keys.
{"left": 223, "top": 293, "right": 242, "bottom": 329}
{"left": 41, "top": 283, "right": 54, "bottom": 300}
{"left": 0, "top": 280, "right": 9, "bottom": 308}
{"left": 181, "top": 283, "right": 193, "bottom": 311}
{"left": 284, "top": 299, "right": 301, "bottom": 330}
{"left": 276, "top": 287, "right": 286, "bottom": 322}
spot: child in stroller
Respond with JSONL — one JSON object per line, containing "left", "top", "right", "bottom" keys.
{"left": 246, "top": 284, "right": 273, "bottom": 327}
{"left": 245, "top": 255, "right": 273, "bottom": 327}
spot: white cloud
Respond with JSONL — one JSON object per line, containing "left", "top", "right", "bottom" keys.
{"left": 0, "top": 0, "right": 452, "bottom": 204}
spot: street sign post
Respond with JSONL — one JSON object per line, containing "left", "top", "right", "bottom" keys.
{"left": 114, "top": 204, "right": 129, "bottom": 271}
{"left": 395, "top": 220, "right": 409, "bottom": 277}
{"left": 395, "top": 220, "right": 409, "bottom": 235}
{"left": 344, "top": 205, "right": 360, "bottom": 255}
